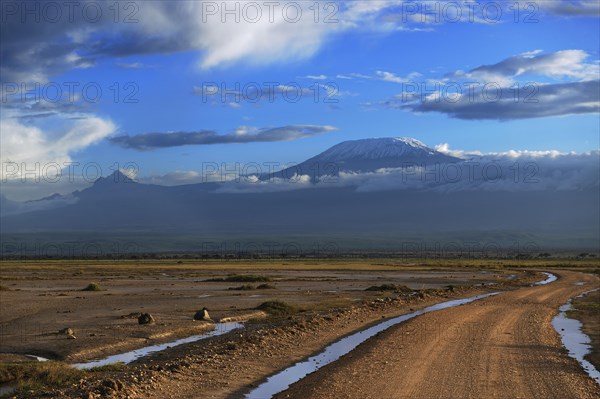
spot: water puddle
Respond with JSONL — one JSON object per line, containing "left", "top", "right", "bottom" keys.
{"left": 73, "top": 322, "right": 243, "bottom": 370}
{"left": 552, "top": 288, "right": 600, "bottom": 385}
{"left": 245, "top": 292, "right": 500, "bottom": 399}
{"left": 533, "top": 272, "right": 557, "bottom": 286}
{"left": 24, "top": 354, "right": 49, "bottom": 362}
{"left": 0, "top": 385, "right": 17, "bottom": 397}
{"left": 575, "top": 282, "right": 586, "bottom": 286}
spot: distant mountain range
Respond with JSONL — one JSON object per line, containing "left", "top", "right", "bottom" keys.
{"left": 1, "top": 137, "right": 598, "bottom": 254}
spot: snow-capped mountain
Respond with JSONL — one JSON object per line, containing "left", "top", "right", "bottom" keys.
{"left": 318, "top": 137, "right": 437, "bottom": 160}
{"left": 268, "top": 137, "right": 461, "bottom": 179}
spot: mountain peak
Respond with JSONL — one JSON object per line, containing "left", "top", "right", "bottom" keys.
{"left": 392, "top": 137, "right": 429, "bottom": 148}
{"left": 93, "top": 170, "right": 137, "bottom": 186}
{"left": 317, "top": 136, "right": 439, "bottom": 161}
{"left": 268, "top": 136, "right": 461, "bottom": 179}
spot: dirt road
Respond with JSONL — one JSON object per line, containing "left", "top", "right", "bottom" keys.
{"left": 276, "top": 270, "right": 600, "bottom": 399}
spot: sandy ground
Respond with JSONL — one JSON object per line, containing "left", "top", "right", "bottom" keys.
{"left": 0, "top": 261, "right": 509, "bottom": 363}
{"left": 1, "top": 262, "right": 598, "bottom": 399}
{"left": 277, "top": 270, "right": 600, "bottom": 399}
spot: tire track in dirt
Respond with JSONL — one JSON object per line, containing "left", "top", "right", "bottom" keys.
{"left": 275, "top": 270, "right": 600, "bottom": 399}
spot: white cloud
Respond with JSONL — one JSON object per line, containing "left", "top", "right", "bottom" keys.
{"left": 460, "top": 50, "right": 600, "bottom": 86}
{"left": 0, "top": 110, "right": 116, "bottom": 180}
{"left": 127, "top": 146, "right": 600, "bottom": 194}
{"left": 397, "top": 80, "right": 600, "bottom": 120}
{"left": 215, "top": 174, "right": 313, "bottom": 193}
{"left": 538, "top": 0, "right": 600, "bottom": 16}
{"left": 377, "top": 50, "right": 600, "bottom": 120}
{"left": 302, "top": 74, "right": 328, "bottom": 80}
{"left": 376, "top": 71, "right": 408, "bottom": 83}
{"left": 335, "top": 150, "right": 599, "bottom": 193}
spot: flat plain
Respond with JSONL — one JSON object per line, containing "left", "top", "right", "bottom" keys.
{"left": 0, "top": 258, "right": 598, "bottom": 398}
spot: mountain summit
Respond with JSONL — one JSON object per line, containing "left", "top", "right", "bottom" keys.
{"left": 92, "top": 170, "right": 136, "bottom": 186}
{"left": 270, "top": 137, "right": 461, "bottom": 179}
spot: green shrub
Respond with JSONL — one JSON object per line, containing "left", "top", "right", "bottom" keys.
{"left": 82, "top": 282, "right": 104, "bottom": 291}
{"left": 256, "top": 300, "right": 296, "bottom": 315}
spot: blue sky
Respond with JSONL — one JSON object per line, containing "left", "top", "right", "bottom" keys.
{"left": 1, "top": 1, "right": 599, "bottom": 199}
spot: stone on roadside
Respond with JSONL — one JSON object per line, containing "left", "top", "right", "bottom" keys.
{"left": 193, "top": 307, "right": 212, "bottom": 321}
{"left": 138, "top": 313, "right": 155, "bottom": 325}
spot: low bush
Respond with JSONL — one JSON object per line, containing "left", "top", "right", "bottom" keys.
{"left": 365, "top": 284, "right": 412, "bottom": 292}
{"left": 256, "top": 300, "right": 296, "bottom": 315}
{"left": 82, "top": 282, "right": 104, "bottom": 291}
{"left": 256, "top": 283, "right": 276, "bottom": 289}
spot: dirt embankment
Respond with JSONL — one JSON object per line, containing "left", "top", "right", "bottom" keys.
{"left": 277, "top": 270, "right": 600, "bottom": 399}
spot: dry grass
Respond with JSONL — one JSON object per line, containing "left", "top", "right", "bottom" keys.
{"left": 87, "top": 362, "right": 126, "bottom": 372}
{"left": 256, "top": 300, "right": 296, "bottom": 315}
{"left": 2, "top": 257, "right": 598, "bottom": 274}
{"left": 365, "top": 284, "right": 412, "bottom": 292}
{"left": 0, "top": 362, "right": 84, "bottom": 392}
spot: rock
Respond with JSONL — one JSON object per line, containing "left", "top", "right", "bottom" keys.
{"left": 97, "top": 380, "right": 123, "bottom": 396}
{"left": 193, "top": 307, "right": 212, "bottom": 321}
{"left": 58, "top": 327, "right": 74, "bottom": 335}
{"left": 138, "top": 313, "right": 155, "bottom": 325}
{"left": 102, "top": 379, "right": 124, "bottom": 391}
{"left": 67, "top": 334, "right": 77, "bottom": 339}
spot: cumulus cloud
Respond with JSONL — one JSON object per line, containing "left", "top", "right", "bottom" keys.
{"left": 109, "top": 125, "right": 337, "bottom": 150}
{"left": 377, "top": 50, "right": 600, "bottom": 120}
{"left": 138, "top": 148, "right": 599, "bottom": 194}
{"left": 0, "top": 110, "right": 116, "bottom": 180}
{"left": 214, "top": 173, "right": 314, "bottom": 194}
{"left": 130, "top": 143, "right": 600, "bottom": 194}
{"left": 452, "top": 49, "right": 600, "bottom": 84}
{"left": 399, "top": 80, "right": 600, "bottom": 120}
{"left": 3, "top": 1, "right": 598, "bottom": 86}
{"left": 376, "top": 71, "right": 410, "bottom": 83}
{"left": 538, "top": 0, "right": 600, "bottom": 16}
{"left": 0, "top": 1, "right": 411, "bottom": 84}
{"left": 333, "top": 150, "right": 599, "bottom": 193}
